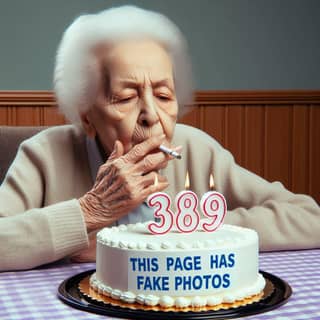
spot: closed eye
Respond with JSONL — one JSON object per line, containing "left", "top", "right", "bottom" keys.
{"left": 120, "top": 96, "right": 134, "bottom": 103}
{"left": 157, "top": 95, "right": 171, "bottom": 101}
{"left": 112, "top": 96, "right": 136, "bottom": 104}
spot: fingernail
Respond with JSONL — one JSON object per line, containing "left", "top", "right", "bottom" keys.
{"left": 160, "top": 134, "right": 166, "bottom": 139}
{"left": 111, "top": 140, "right": 118, "bottom": 156}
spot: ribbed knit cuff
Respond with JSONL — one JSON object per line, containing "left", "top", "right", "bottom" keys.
{"left": 44, "top": 199, "right": 89, "bottom": 259}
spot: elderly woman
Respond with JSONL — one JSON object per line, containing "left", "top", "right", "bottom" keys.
{"left": 0, "top": 6, "right": 319, "bottom": 271}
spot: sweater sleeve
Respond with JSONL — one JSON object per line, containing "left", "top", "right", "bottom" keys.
{"left": 215, "top": 147, "right": 320, "bottom": 251}
{"left": 0, "top": 138, "right": 89, "bottom": 271}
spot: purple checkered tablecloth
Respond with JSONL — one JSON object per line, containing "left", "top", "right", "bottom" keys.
{"left": 0, "top": 250, "right": 319, "bottom": 320}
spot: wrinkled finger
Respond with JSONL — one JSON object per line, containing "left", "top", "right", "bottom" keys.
{"left": 123, "top": 134, "right": 166, "bottom": 164}
{"left": 134, "top": 152, "right": 168, "bottom": 175}
{"left": 107, "top": 140, "right": 125, "bottom": 162}
{"left": 138, "top": 171, "right": 167, "bottom": 189}
{"left": 140, "top": 179, "right": 169, "bottom": 199}
{"left": 95, "top": 164, "right": 114, "bottom": 185}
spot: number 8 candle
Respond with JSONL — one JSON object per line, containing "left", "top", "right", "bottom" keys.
{"left": 200, "top": 174, "right": 227, "bottom": 232}
{"left": 175, "top": 172, "right": 200, "bottom": 233}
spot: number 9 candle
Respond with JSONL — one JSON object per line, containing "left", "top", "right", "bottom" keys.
{"left": 200, "top": 174, "right": 227, "bottom": 232}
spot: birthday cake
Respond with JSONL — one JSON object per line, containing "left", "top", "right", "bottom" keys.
{"left": 89, "top": 222, "right": 266, "bottom": 310}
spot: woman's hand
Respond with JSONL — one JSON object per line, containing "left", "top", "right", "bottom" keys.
{"left": 79, "top": 134, "right": 174, "bottom": 232}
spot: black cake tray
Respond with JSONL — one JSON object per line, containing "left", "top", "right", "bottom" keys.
{"left": 57, "top": 269, "right": 292, "bottom": 319}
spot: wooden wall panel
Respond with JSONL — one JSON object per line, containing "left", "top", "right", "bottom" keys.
{"left": 225, "top": 106, "right": 244, "bottom": 165}
{"left": 11, "top": 106, "right": 42, "bottom": 126}
{"left": 202, "top": 106, "right": 225, "bottom": 145}
{"left": 292, "top": 105, "right": 309, "bottom": 195}
{"left": 42, "top": 106, "right": 66, "bottom": 126}
{"left": 179, "top": 106, "right": 200, "bottom": 128}
{"left": 0, "top": 107, "right": 8, "bottom": 125}
{"left": 309, "top": 105, "right": 320, "bottom": 200}
{"left": 0, "top": 90, "right": 319, "bottom": 204}
{"left": 264, "top": 106, "right": 291, "bottom": 189}
{"left": 244, "top": 106, "right": 265, "bottom": 177}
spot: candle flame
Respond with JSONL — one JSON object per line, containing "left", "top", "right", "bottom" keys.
{"left": 210, "top": 174, "right": 215, "bottom": 191}
{"left": 154, "top": 174, "right": 158, "bottom": 187}
{"left": 185, "top": 172, "right": 190, "bottom": 190}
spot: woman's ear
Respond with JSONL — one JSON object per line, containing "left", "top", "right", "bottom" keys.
{"left": 80, "top": 113, "right": 97, "bottom": 138}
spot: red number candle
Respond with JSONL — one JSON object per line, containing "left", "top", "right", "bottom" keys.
{"left": 200, "top": 174, "right": 227, "bottom": 232}
{"left": 147, "top": 175, "right": 174, "bottom": 235}
{"left": 175, "top": 172, "right": 200, "bottom": 233}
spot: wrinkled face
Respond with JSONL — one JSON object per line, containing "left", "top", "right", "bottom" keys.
{"left": 82, "top": 39, "right": 178, "bottom": 156}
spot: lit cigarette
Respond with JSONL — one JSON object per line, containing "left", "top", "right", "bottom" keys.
{"left": 159, "top": 145, "right": 182, "bottom": 159}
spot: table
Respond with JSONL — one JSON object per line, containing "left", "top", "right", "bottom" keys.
{"left": 0, "top": 250, "right": 319, "bottom": 320}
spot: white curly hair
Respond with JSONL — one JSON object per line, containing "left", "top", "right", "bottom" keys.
{"left": 54, "top": 5, "right": 193, "bottom": 125}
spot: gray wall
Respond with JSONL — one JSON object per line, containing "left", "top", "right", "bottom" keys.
{"left": 0, "top": 0, "right": 319, "bottom": 90}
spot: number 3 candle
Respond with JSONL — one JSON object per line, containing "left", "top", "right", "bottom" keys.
{"left": 147, "top": 175, "right": 175, "bottom": 235}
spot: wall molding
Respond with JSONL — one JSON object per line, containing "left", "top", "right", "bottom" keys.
{"left": 1, "top": 90, "right": 320, "bottom": 106}
{"left": 195, "top": 90, "right": 320, "bottom": 105}
{"left": 0, "top": 91, "right": 55, "bottom": 105}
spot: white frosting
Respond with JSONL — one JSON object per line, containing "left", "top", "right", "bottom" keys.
{"left": 90, "top": 272, "right": 265, "bottom": 308}
{"left": 144, "top": 294, "right": 159, "bottom": 306}
{"left": 92, "top": 222, "right": 265, "bottom": 308}
{"left": 97, "top": 223, "right": 255, "bottom": 250}
{"left": 159, "top": 295, "right": 174, "bottom": 307}
{"left": 121, "top": 291, "right": 135, "bottom": 303}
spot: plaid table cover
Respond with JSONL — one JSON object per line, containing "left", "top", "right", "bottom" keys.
{"left": 0, "top": 249, "right": 319, "bottom": 320}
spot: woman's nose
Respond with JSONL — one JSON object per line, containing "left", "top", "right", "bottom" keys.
{"left": 138, "top": 96, "right": 160, "bottom": 127}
